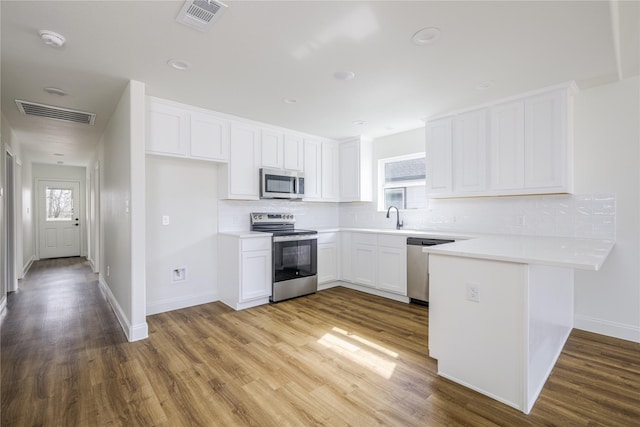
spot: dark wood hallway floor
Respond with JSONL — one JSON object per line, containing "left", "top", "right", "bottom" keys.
{"left": 2, "top": 257, "right": 640, "bottom": 426}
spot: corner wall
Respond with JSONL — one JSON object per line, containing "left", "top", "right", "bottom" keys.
{"left": 99, "top": 80, "right": 147, "bottom": 341}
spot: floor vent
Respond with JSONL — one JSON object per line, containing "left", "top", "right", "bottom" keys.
{"left": 176, "top": 0, "right": 227, "bottom": 32}
{"left": 15, "top": 100, "right": 96, "bottom": 125}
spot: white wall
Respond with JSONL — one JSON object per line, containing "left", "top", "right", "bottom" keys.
{"left": 31, "top": 163, "right": 87, "bottom": 259}
{"left": 99, "top": 80, "right": 147, "bottom": 342}
{"left": 20, "top": 156, "right": 33, "bottom": 275}
{"left": 145, "top": 156, "right": 219, "bottom": 314}
{"left": 572, "top": 76, "right": 640, "bottom": 342}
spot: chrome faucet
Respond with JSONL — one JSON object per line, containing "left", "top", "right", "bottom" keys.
{"left": 386, "top": 205, "right": 404, "bottom": 230}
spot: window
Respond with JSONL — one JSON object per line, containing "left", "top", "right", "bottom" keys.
{"left": 378, "top": 153, "right": 426, "bottom": 211}
{"left": 46, "top": 187, "right": 74, "bottom": 221}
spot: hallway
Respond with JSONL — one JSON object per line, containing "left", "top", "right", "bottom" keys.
{"left": 1, "top": 257, "right": 129, "bottom": 425}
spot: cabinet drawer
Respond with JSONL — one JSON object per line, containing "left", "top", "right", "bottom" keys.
{"left": 241, "top": 237, "right": 272, "bottom": 252}
{"left": 318, "top": 232, "right": 338, "bottom": 244}
{"left": 352, "top": 232, "right": 377, "bottom": 246}
{"left": 377, "top": 234, "right": 406, "bottom": 248}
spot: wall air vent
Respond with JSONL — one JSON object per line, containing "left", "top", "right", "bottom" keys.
{"left": 15, "top": 100, "right": 96, "bottom": 125}
{"left": 176, "top": 0, "right": 227, "bottom": 32}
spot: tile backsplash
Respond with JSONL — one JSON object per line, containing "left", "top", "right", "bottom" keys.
{"left": 219, "top": 193, "right": 615, "bottom": 240}
{"left": 339, "top": 193, "right": 616, "bottom": 239}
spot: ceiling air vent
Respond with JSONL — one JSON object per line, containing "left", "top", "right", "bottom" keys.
{"left": 176, "top": 0, "right": 227, "bottom": 31}
{"left": 15, "top": 100, "right": 96, "bottom": 125}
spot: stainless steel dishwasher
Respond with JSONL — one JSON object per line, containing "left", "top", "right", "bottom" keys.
{"left": 407, "top": 237, "right": 455, "bottom": 305}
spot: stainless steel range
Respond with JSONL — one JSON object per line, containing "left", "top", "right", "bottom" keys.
{"left": 250, "top": 213, "right": 318, "bottom": 302}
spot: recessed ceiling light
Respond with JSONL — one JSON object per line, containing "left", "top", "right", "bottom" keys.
{"left": 476, "top": 81, "right": 494, "bottom": 90}
{"left": 334, "top": 71, "right": 356, "bottom": 81}
{"left": 44, "top": 87, "right": 68, "bottom": 96}
{"left": 39, "top": 30, "right": 66, "bottom": 48}
{"left": 167, "top": 59, "right": 191, "bottom": 71}
{"left": 282, "top": 98, "right": 297, "bottom": 104}
{"left": 352, "top": 120, "right": 365, "bottom": 126}
{"left": 411, "top": 27, "right": 441, "bottom": 45}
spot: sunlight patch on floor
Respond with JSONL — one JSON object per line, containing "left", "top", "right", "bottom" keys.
{"left": 317, "top": 327, "right": 398, "bottom": 379}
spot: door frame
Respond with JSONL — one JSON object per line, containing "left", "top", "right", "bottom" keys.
{"left": 35, "top": 178, "right": 83, "bottom": 260}
{"left": 4, "top": 147, "right": 17, "bottom": 293}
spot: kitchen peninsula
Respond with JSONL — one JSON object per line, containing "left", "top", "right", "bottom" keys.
{"left": 424, "top": 235, "right": 615, "bottom": 413}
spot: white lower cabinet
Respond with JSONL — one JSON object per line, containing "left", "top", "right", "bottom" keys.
{"left": 219, "top": 234, "right": 272, "bottom": 310}
{"left": 377, "top": 235, "right": 407, "bottom": 295}
{"left": 347, "top": 232, "right": 407, "bottom": 296}
{"left": 317, "top": 232, "right": 339, "bottom": 285}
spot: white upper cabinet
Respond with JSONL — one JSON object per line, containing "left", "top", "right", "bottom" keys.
{"left": 454, "top": 110, "right": 487, "bottom": 194}
{"left": 303, "top": 138, "right": 339, "bottom": 202}
{"left": 524, "top": 90, "right": 568, "bottom": 191}
{"left": 339, "top": 137, "right": 372, "bottom": 202}
{"left": 147, "top": 100, "right": 189, "bottom": 157}
{"left": 425, "top": 83, "right": 575, "bottom": 198}
{"left": 218, "top": 122, "right": 261, "bottom": 200}
{"left": 261, "top": 129, "right": 284, "bottom": 169}
{"left": 283, "top": 133, "right": 304, "bottom": 171}
{"left": 190, "top": 112, "right": 230, "bottom": 161}
{"left": 321, "top": 140, "right": 340, "bottom": 201}
{"left": 146, "top": 97, "right": 229, "bottom": 162}
{"left": 489, "top": 101, "right": 525, "bottom": 191}
{"left": 261, "top": 130, "right": 303, "bottom": 171}
{"left": 425, "top": 117, "right": 453, "bottom": 196}
{"left": 303, "top": 138, "right": 322, "bottom": 200}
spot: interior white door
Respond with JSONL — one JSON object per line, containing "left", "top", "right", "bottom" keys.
{"left": 38, "top": 180, "right": 81, "bottom": 259}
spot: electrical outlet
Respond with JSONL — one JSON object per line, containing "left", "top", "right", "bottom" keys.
{"left": 106, "top": 265, "right": 110, "bottom": 277}
{"left": 162, "top": 215, "right": 170, "bottom": 226}
{"left": 466, "top": 283, "right": 480, "bottom": 303}
{"left": 172, "top": 267, "right": 187, "bottom": 283}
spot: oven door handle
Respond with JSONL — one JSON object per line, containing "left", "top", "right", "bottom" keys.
{"left": 273, "top": 234, "right": 318, "bottom": 243}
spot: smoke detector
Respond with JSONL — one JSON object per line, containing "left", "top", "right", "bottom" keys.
{"left": 176, "top": 0, "right": 227, "bottom": 32}
{"left": 39, "top": 30, "right": 66, "bottom": 48}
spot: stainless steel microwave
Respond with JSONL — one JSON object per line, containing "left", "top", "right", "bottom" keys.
{"left": 260, "top": 168, "right": 305, "bottom": 199}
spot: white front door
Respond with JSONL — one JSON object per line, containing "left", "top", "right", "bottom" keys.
{"left": 38, "top": 180, "right": 81, "bottom": 259}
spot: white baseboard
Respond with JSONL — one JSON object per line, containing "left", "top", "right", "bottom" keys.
{"left": 333, "top": 281, "right": 410, "bottom": 303}
{"left": 88, "top": 258, "right": 97, "bottom": 273}
{"left": 146, "top": 292, "right": 219, "bottom": 315}
{"left": 22, "top": 256, "right": 35, "bottom": 277}
{"left": 574, "top": 314, "right": 640, "bottom": 343}
{"left": 98, "top": 275, "right": 148, "bottom": 342}
{"left": 318, "top": 281, "right": 340, "bottom": 291}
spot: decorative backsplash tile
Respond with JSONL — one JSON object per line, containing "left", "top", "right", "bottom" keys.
{"left": 339, "top": 193, "right": 616, "bottom": 240}
{"left": 219, "top": 193, "right": 616, "bottom": 240}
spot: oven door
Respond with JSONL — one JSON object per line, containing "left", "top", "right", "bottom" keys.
{"left": 273, "top": 235, "right": 317, "bottom": 283}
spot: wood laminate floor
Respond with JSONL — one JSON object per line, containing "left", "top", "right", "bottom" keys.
{"left": 2, "top": 257, "right": 640, "bottom": 426}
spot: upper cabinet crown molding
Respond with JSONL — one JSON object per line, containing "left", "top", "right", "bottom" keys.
{"left": 425, "top": 82, "right": 576, "bottom": 199}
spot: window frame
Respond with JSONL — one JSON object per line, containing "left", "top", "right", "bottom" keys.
{"left": 377, "top": 152, "right": 426, "bottom": 212}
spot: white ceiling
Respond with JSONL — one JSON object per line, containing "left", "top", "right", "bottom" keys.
{"left": 1, "top": 1, "right": 638, "bottom": 166}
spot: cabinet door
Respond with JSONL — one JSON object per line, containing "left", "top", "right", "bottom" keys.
{"left": 524, "top": 91, "right": 566, "bottom": 190}
{"left": 318, "top": 242, "right": 338, "bottom": 284}
{"left": 228, "top": 123, "right": 260, "bottom": 199}
{"left": 321, "top": 140, "right": 339, "bottom": 201}
{"left": 261, "top": 129, "right": 283, "bottom": 169}
{"left": 240, "top": 249, "right": 271, "bottom": 301}
{"left": 377, "top": 245, "right": 407, "bottom": 295}
{"left": 147, "top": 101, "right": 188, "bottom": 156}
{"left": 190, "top": 112, "right": 230, "bottom": 161}
{"left": 489, "top": 101, "right": 525, "bottom": 190}
{"left": 341, "top": 232, "right": 352, "bottom": 282}
{"left": 353, "top": 244, "right": 376, "bottom": 287}
{"left": 339, "top": 140, "right": 360, "bottom": 201}
{"left": 284, "top": 134, "right": 304, "bottom": 171}
{"left": 454, "top": 110, "right": 487, "bottom": 194}
{"left": 303, "top": 138, "right": 322, "bottom": 200}
{"left": 425, "top": 118, "right": 453, "bottom": 195}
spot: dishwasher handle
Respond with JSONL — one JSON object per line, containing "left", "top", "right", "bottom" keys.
{"left": 407, "top": 237, "right": 455, "bottom": 246}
